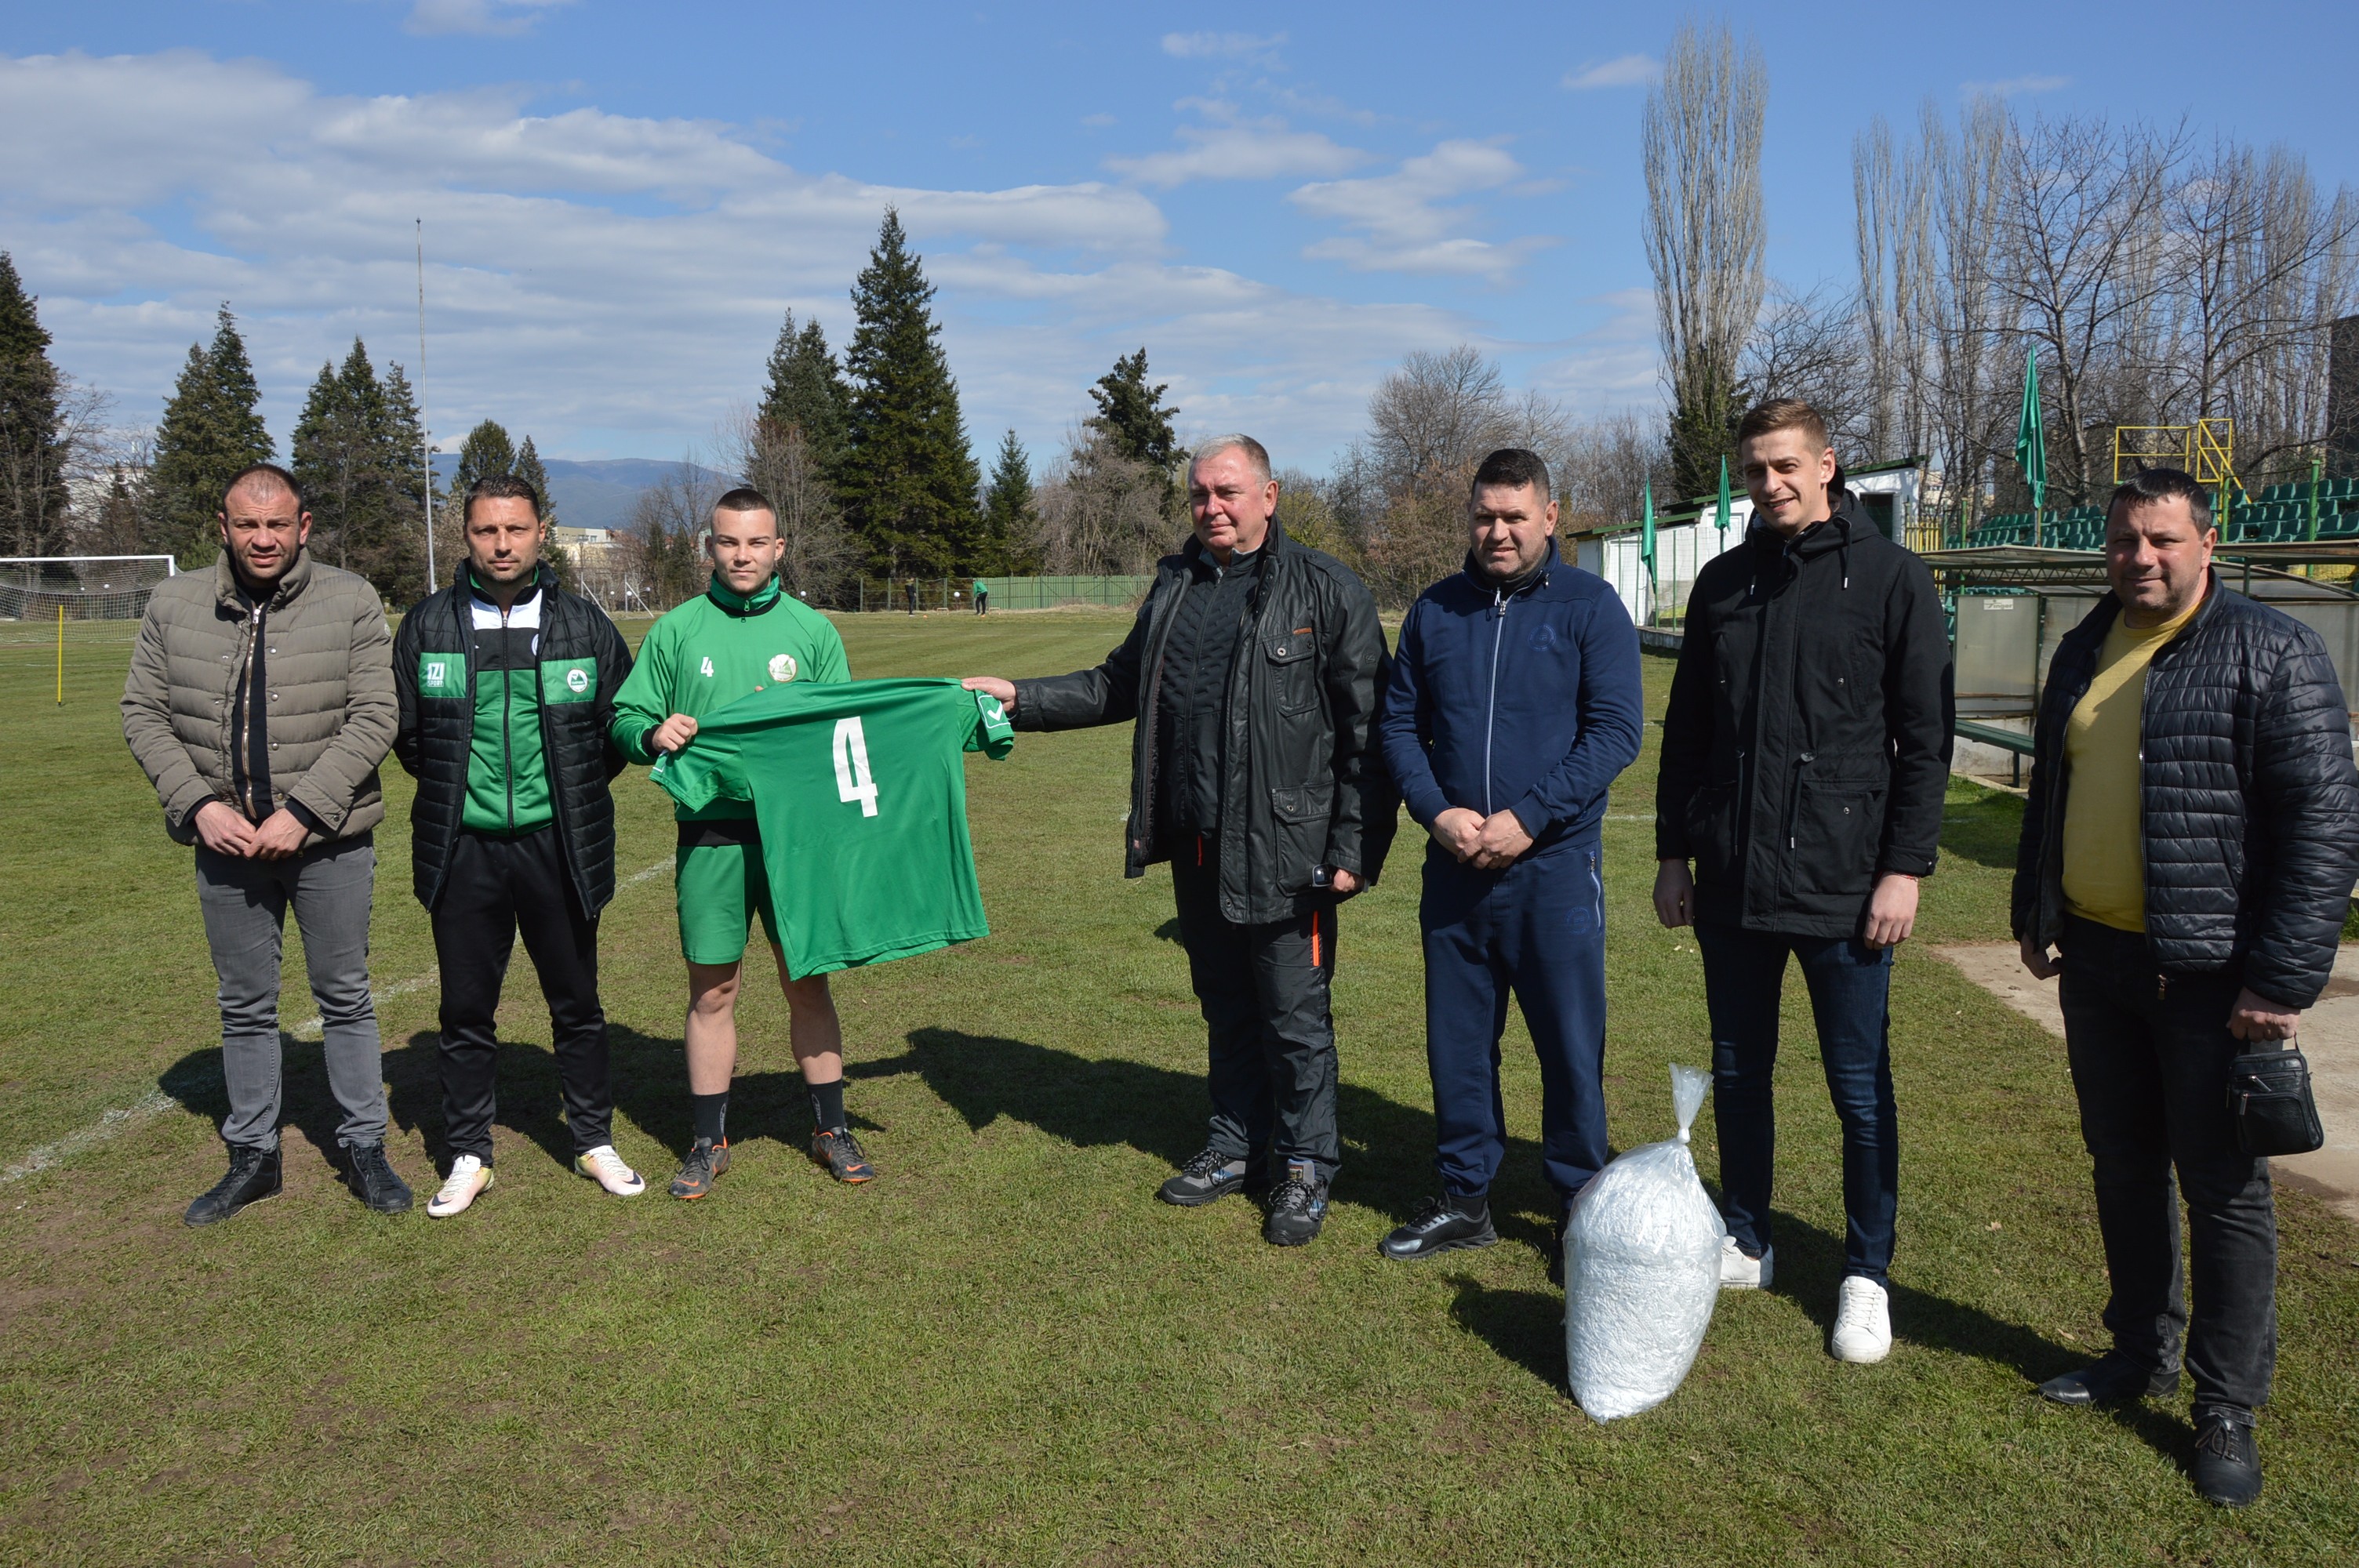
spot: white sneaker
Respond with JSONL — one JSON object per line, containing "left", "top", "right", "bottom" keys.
{"left": 1719, "top": 1235, "right": 1775, "bottom": 1290}
{"left": 427, "top": 1154, "right": 494, "bottom": 1218}
{"left": 574, "top": 1144, "right": 646, "bottom": 1197}
{"left": 1831, "top": 1276, "right": 1893, "bottom": 1363}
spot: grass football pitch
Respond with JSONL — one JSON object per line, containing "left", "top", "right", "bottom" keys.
{"left": 2, "top": 608, "right": 2356, "bottom": 1566}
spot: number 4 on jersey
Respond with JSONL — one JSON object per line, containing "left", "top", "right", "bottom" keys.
{"left": 832, "top": 715, "right": 879, "bottom": 817}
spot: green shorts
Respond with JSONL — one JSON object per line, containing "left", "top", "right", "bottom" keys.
{"left": 674, "top": 828, "right": 780, "bottom": 965}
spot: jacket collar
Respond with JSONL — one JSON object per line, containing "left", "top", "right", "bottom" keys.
{"left": 2085, "top": 567, "right": 2230, "bottom": 644}
{"left": 706, "top": 572, "right": 782, "bottom": 615}
{"left": 462, "top": 560, "right": 552, "bottom": 608}
{"left": 1179, "top": 513, "right": 1289, "bottom": 575}
{"left": 213, "top": 546, "right": 313, "bottom": 613}
{"left": 1464, "top": 536, "right": 1558, "bottom": 597}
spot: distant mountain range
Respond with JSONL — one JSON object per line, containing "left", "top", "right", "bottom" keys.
{"left": 430, "top": 455, "right": 731, "bottom": 532}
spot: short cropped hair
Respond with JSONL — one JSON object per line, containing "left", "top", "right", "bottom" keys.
{"left": 1736, "top": 397, "right": 1831, "bottom": 452}
{"left": 1190, "top": 434, "right": 1272, "bottom": 485}
{"left": 463, "top": 472, "right": 542, "bottom": 524}
{"left": 2107, "top": 466, "right": 2214, "bottom": 533}
{"left": 713, "top": 486, "right": 775, "bottom": 517}
{"left": 1470, "top": 448, "right": 1552, "bottom": 502}
{"left": 219, "top": 462, "right": 304, "bottom": 516}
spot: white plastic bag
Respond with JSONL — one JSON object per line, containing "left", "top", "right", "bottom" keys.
{"left": 1562, "top": 1063, "right": 1728, "bottom": 1421}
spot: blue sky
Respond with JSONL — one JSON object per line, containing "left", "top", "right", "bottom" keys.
{"left": 3, "top": 1, "right": 2355, "bottom": 472}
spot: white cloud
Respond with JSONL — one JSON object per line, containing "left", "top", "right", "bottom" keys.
{"left": 0, "top": 49, "right": 1484, "bottom": 466}
{"left": 1289, "top": 140, "right": 1552, "bottom": 278}
{"left": 1159, "top": 31, "right": 1286, "bottom": 64}
{"left": 1563, "top": 55, "right": 1660, "bottom": 91}
{"left": 1961, "top": 74, "right": 2070, "bottom": 97}
{"left": 405, "top": 0, "right": 575, "bottom": 38}
{"left": 1105, "top": 100, "right": 1366, "bottom": 187}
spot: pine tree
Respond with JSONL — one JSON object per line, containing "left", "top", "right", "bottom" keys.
{"left": 759, "top": 310, "right": 852, "bottom": 479}
{"left": 374, "top": 362, "right": 431, "bottom": 601}
{"left": 1086, "top": 349, "right": 1180, "bottom": 472}
{"left": 513, "top": 434, "right": 572, "bottom": 590}
{"left": 149, "top": 305, "right": 274, "bottom": 567}
{"left": 980, "top": 429, "right": 1035, "bottom": 575}
{"left": 291, "top": 339, "right": 389, "bottom": 572}
{"left": 451, "top": 419, "right": 518, "bottom": 503}
{"left": 0, "top": 252, "right": 68, "bottom": 557}
{"left": 839, "top": 209, "right": 984, "bottom": 576}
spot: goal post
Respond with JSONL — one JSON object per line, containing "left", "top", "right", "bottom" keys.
{"left": 0, "top": 556, "right": 180, "bottom": 622}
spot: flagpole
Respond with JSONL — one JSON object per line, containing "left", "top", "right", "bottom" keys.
{"left": 417, "top": 219, "right": 435, "bottom": 587}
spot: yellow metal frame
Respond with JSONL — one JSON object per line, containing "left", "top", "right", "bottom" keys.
{"left": 2114, "top": 419, "right": 2247, "bottom": 495}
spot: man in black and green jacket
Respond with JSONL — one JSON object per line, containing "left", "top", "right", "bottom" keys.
{"left": 394, "top": 474, "right": 643, "bottom": 1217}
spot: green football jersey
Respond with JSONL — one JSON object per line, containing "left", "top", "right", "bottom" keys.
{"left": 650, "top": 677, "right": 1016, "bottom": 979}
{"left": 610, "top": 576, "right": 850, "bottom": 821}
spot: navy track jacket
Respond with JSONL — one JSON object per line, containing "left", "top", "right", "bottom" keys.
{"left": 1378, "top": 541, "right": 1645, "bottom": 856}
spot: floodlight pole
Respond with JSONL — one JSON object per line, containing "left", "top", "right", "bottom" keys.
{"left": 417, "top": 219, "right": 436, "bottom": 588}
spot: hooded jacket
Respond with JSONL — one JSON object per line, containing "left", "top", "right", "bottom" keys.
{"left": 122, "top": 549, "right": 396, "bottom": 847}
{"left": 1012, "top": 518, "right": 1395, "bottom": 925}
{"left": 1655, "top": 491, "right": 1954, "bottom": 937}
{"left": 2012, "top": 574, "right": 2359, "bottom": 1007}
{"left": 1378, "top": 539, "right": 1644, "bottom": 858}
{"left": 394, "top": 561, "right": 633, "bottom": 914}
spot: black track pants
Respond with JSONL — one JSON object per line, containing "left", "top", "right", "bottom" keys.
{"left": 432, "top": 828, "right": 613, "bottom": 1162}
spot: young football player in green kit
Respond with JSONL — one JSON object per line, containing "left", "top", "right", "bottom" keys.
{"left": 610, "top": 488, "right": 875, "bottom": 1199}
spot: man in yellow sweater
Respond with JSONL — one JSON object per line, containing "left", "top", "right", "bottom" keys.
{"left": 2013, "top": 467, "right": 2359, "bottom": 1508}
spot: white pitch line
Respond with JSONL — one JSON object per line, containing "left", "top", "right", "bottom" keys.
{"left": 287, "top": 856, "right": 674, "bottom": 1038}
{"left": 0, "top": 857, "right": 681, "bottom": 1187}
{"left": 1, "top": 1091, "right": 178, "bottom": 1187}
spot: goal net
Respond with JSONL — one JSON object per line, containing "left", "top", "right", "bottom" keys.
{"left": 0, "top": 556, "right": 180, "bottom": 621}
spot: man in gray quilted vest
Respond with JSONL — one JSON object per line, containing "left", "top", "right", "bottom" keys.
{"left": 122, "top": 463, "right": 411, "bottom": 1225}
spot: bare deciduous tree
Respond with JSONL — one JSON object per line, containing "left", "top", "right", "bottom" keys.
{"left": 1026, "top": 428, "right": 1181, "bottom": 577}
{"left": 725, "top": 408, "right": 855, "bottom": 604}
{"left": 1644, "top": 19, "right": 1768, "bottom": 497}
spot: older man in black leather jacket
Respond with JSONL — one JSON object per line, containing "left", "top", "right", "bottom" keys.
{"left": 2015, "top": 466, "right": 2359, "bottom": 1508}
{"left": 964, "top": 434, "right": 1391, "bottom": 1247}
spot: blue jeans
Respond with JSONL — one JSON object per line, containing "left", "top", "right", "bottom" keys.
{"left": 1694, "top": 923, "right": 1899, "bottom": 1284}
{"left": 1419, "top": 840, "right": 1611, "bottom": 1203}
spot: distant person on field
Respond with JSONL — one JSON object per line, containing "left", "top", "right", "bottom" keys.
{"left": 609, "top": 489, "right": 868, "bottom": 1199}
{"left": 392, "top": 473, "right": 644, "bottom": 1218}
{"left": 974, "top": 577, "right": 989, "bottom": 616}
{"left": 1653, "top": 398, "right": 1953, "bottom": 1366}
{"left": 906, "top": 580, "right": 919, "bottom": 615}
{"left": 122, "top": 463, "right": 412, "bottom": 1225}
{"left": 961, "top": 434, "right": 1394, "bottom": 1247}
{"left": 2014, "top": 466, "right": 2359, "bottom": 1508}
{"left": 1374, "top": 448, "right": 1642, "bottom": 1278}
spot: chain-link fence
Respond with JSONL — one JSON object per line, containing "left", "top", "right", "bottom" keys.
{"left": 851, "top": 575, "right": 1151, "bottom": 612}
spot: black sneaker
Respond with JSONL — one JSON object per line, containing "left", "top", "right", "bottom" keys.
{"left": 2037, "top": 1352, "right": 2181, "bottom": 1406}
{"left": 1263, "top": 1161, "right": 1329, "bottom": 1247}
{"left": 2190, "top": 1404, "right": 2263, "bottom": 1508}
{"left": 1158, "top": 1147, "right": 1258, "bottom": 1207}
{"left": 346, "top": 1142, "right": 413, "bottom": 1214}
{"left": 670, "top": 1138, "right": 731, "bottom": 1200}
{"left": 184, "top": 1145, "right": 282, "bottom": 1227}
{"left": 1379, "top": 1194, "right": 1497, "bottom": 1261}
{"left": 810, "top": 1126, "right": 876, "bottom": 1184}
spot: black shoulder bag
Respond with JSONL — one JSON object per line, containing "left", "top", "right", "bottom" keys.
{"left": 2226, "top": 1041, "right": 2325, "bottom": 1158}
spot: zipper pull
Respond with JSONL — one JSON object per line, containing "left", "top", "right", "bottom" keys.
{"left": 2157, "top": 974, "right": 2170, "bottom": 1001}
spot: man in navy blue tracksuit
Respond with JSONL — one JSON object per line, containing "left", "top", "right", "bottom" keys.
{"left": 1374, "top": 448, "right": 1644, "bottom": 1276}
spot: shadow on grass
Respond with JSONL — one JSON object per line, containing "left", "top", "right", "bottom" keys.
{"left": 1939, "top": 786, "right": 2027, "bottom": 873}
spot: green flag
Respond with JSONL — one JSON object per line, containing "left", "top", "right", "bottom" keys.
{"left": 1641, "top": 480, "right": 1658, "bottom": 580}
{"left": 1715, "top": 455, "right": 1732, "bottom": 543}
{"left": 2015, "top": 348, "right": 2046, "bottom": 514}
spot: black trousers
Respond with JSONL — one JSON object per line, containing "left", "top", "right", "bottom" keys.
{"left": 433, "top": 828, "right": 613, "bottom": 1163}
{"left": 2057, "top": 915, "right": 2276, "bottom": 1410}
{"left": 1170, "top": 839, "right": 1341, "bottom": 1181}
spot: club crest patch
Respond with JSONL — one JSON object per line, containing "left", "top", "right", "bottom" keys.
{"left": 769, "top": 653, "right": 798, "bottom": 683}
{"left": 566, "top": 666, "right": 591, "bottom": 693}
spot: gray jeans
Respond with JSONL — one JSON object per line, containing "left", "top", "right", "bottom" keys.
{"left": 194, "top": 836, "right": 387, "bottom": 1150}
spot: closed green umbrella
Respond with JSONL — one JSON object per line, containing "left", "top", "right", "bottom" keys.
{"left": 1715, "top": 455, "right": 1733, "bottom": 548}
{"left": 1641, "top": 481, "right": 1658, "bottom": 622}
{"left": 2016, "top": 349, "right": 2046, "bottom": 544}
